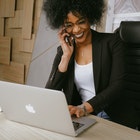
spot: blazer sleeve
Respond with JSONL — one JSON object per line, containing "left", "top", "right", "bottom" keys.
{"left": 45, "top": 46, "right": 67, "bottom": 90}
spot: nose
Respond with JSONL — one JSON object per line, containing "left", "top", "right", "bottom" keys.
{"left": 72, "top": 24, "right": 80, "bottom": 33}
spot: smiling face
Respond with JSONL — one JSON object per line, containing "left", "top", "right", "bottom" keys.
{"left": 64, "top": 12, "right": 92, "bottom": 45}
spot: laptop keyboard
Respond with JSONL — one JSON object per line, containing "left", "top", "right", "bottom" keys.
{"left": 72, "top": 121, "right": 84, "bottom": 131}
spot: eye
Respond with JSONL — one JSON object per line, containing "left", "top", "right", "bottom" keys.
{"left": 78, "top": 19, "right": 86, "bottom": 25}
{"left": 64, "top": 23, "right": 73, "bottom": 29}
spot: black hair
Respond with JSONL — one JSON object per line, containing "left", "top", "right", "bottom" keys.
{"left": 43, "top": 0, "right": 106, "bottom": 29}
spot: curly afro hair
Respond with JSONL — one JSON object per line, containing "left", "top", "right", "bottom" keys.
{"left": 43, "top": 0, "right": 105, "bottom": 29}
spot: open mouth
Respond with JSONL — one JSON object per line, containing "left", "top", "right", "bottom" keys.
{"left": 75, "top": 32, "right": 84, "bottom": 38}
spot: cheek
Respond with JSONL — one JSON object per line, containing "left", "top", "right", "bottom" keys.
{"left": 84, "top": 28, "right": 91, "bottom": 36}
{"left": 83, "top": 24, "right": 90, "bottom": 31}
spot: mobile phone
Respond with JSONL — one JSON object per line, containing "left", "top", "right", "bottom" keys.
{"left": 65, "top": 36, "right": 72, "bottom": 46}
{"left": 63, "top": 27, "right": 72, "bottom": 46}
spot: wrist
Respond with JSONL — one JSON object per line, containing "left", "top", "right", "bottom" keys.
{"left": 58, "top": 55, "right": 71, "bottom": 72}
{"left": 77, "top": 104, "right": 88, "bottom": 116}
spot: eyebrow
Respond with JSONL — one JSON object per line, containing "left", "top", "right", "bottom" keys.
{"left": 65, "top": 17, "right": 86, "bottom": 24}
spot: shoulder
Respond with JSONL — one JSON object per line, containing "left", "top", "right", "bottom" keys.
{"left": 91, "top": 29, "right": 120, "bottom": 40}
{"left": 91, "top": 29, "right": 122, "bottom": 46}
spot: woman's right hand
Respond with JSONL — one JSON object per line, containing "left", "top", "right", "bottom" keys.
{"left": 58, "top": 27, "right": 74, "bottom": 58}
{"left": 58, "top": 27, "right": 74, "bottom": 72}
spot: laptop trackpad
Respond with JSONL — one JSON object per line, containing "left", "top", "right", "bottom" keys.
{"left": 72, "top": 116, "right": 96, "bottom": 131}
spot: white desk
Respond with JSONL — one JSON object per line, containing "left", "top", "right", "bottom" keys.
{"left": 0, "top": 112, "right": 139, "bottom": 140}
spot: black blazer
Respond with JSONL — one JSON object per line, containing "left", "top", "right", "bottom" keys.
{"left": 46, "top": 29, "right": 140, "bottom": 128}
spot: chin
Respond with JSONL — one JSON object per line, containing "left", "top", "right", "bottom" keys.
{"left": 75, "top": 36, "right": 86, "bottom": 44}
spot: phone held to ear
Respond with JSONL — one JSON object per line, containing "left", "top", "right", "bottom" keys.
{"left": 65, "top": 36, "right": 72, "bottom": 46}
{"left": 63, "top": 27, "right": 74, "bottom": 46}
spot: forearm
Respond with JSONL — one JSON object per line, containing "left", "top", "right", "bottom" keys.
{"left": 58, "top": 55, "right": 71, "bottom": 72}
{"left": 46, "top": 69, "right": 66, "bottom": 90}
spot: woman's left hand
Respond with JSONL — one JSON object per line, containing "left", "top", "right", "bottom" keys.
{"left": 68, "top": 103, "right": 93, "bottom": 118}
{"left": 68, "top": 105, "right": 85, "bottom": 118}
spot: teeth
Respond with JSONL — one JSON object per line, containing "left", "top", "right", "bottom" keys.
{"left": 75, "top": 32, "right": 84, "bottom": 38}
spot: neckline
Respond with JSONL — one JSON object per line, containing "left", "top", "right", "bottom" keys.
{"left": 75, "top": 60, "right": 92, "bottom": 67}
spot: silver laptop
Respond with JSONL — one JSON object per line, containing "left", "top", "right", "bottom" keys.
{"left": 0, "top": 80, "right": 96, "bottom": 136}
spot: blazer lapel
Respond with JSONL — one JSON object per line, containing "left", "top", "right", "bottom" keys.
{"left": 92, "top": 30, "right": 102, "bottom": 92}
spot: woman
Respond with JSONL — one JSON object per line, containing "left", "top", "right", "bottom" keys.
{"left": 43, "top": 0, "right": 126, "bottom": 125}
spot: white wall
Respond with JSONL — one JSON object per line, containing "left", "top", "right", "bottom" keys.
{"left": 26, "top": 10, "right": 59, "bottom": 87}
{"left": 106, "top": 0, "right": 140, "bottom": 32}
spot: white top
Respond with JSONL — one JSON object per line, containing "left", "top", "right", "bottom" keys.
{"left": 74, "top": 61, "right": 96, "bottom": 102}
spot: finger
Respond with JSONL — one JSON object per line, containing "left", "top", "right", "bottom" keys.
{"left": 69, "top": 107, "right": 77, "bottom": 115}
{"left": 58, "top": 26, "right": 65, "bottom": 34}
{"left": 75, "top": 108, "right": 85, "bottom": 118}
{"left": 75, "top": 109, "right": 82, "bottom": 118}
{"left": 68, "top": 105, "right": 74, "bottom": 110}
{"left": 58, "top": 34, "right": 68, "bottom": 47}
{"left": 58, "top": 27, "right": 69, "bottom": 38}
